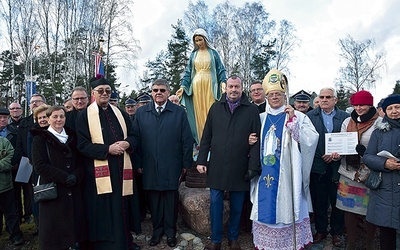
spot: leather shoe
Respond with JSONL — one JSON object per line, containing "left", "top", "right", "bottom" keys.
{"left": 204, "top": 242, "right": 221, "bottom": 250}
{"left": 167, "top": 237, "right": 177, "bottom": 247}
{"left": 332, "top": 235, "right": 344, "bottom": 247}
{"left": 312, "top": 232, "right": 327, "bottom": 244}
{"left": 131, "top": 242, "right": 141, "bottom": 250}
{"left": 149, "top": 236, "right": 160, "bottom": 246}
{"left": 228, "top": 240, "right": 241, "bottom": 250}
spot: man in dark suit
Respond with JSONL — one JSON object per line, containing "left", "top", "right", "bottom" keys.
{"left": 132, "top": 79, "right": 193, "bottom": 248}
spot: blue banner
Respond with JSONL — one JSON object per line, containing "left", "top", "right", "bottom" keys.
{"left": 26, "top": 81, "right": 36, "bottom": 103}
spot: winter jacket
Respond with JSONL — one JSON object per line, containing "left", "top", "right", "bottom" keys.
{"left": 0, "top": 137, "right": 14, "bottom": 193}
{"left": 363, "top": 118, "right": 400, "bottom": 229}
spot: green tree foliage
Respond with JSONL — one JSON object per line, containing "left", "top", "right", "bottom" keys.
{"left": 251, "top": 42, "right": 276, "bottom": 81}
{"left": 145, "top": 20, "right": 190, "bottom": 93}
{"left": 393, "top": 80, "right": 400, "bottom": 94}
{"left": 166, "top": 20, "right": 190, "bottom": 93}
{"left": 0, "top": 50, "right": 25, "bottom": 106}
{"left": 0, "top": 0, "right": 139, "bottom": 105}
{"left": 145, "top": 51, "right": 168, "bottom": 81}
{"left": 336, "top": 84, "right": 351, "bottom": 111}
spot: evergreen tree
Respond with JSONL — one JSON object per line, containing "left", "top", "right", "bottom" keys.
{"left": 336, "top": 84, "right": 351, "bottom": 111}
{"left": 145, "top": 50, "right": 168, "bottom": 82}
{"left": 251, "top": 42, "right": 276, "bottom": 81}
{"left": 166, "top": 20, "right": 190, "bottom": 93}
{"left": 0, "top": 50, "right": 24, "bottom": 106}
{"left": 393, "top": 80, "right": 400, "bottom": 94}
{"left": 145, "top": 20, "right": 190, "bottom": 93}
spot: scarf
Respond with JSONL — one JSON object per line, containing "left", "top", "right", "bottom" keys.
{"left": 87, "top": 103, "right": 133, "bottom": 196}
{"left": 48, "top": 126, "right": 68, "bottom": 144}
{"left": 346, "top": 108, "right": 378, "bottom": 166}
{"left": 347, "top": 108, "right": 378, "bottom": 137}
{"left": 226, "top": 95, "right": 241, "bottom": 113}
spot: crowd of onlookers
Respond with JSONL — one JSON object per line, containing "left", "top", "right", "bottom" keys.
{"left": 0, "top": 27, "right": 398, "bottom": 250}
{"left": 0, "top": 76, "right": 397, "bottom": 250}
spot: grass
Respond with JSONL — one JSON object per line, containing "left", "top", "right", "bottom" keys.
{"left": 0, "top": 220, "right": 39, "bottom": 250}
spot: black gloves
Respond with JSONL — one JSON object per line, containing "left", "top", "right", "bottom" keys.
{"left": 244, "top": 170, "right": 260, "bottom": 181}
{"left": 356, "top": 144, "right": 366, "bottom": 156}
{"left": 65, "top": 174, "right": 77, "bottom": 187}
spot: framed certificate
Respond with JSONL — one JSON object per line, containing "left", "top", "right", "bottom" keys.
{"left": 325, "top": 132, "right": 358, "bottom": 155}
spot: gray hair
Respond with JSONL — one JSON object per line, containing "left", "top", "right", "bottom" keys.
{"left": 319, "top": 87, "right": 337, "bottom": 98}
{"left": 152, "top": 79, "right": 170, "bottom": 90}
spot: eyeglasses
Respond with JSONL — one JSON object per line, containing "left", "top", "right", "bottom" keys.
{"left": 152, "top": 88, "right": 167, "bottom": 93}
{"left": 72, "top": 97, "right": 88, "bottom": 102}
{"left": 9, "top": 107, "right": 21, "bottom": 110}
{"left": 93, "top": 88, "right": 112, "bottom": 95}
{"left": 250, "top": 88, "right": 263, "bottom": 93}
{"left": 30, "top": 100, "right": 44, "bottom": 104}
{"left": 319, "top": 95, "right": 334, "bottom": 99}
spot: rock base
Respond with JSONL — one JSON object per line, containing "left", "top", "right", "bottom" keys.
{"left": 179, "top": 182, "right": 229, "bottom": 235}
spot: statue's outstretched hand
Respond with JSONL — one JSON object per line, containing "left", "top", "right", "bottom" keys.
{"left": 176, "top": 88, "right": 184, "bottom": 99}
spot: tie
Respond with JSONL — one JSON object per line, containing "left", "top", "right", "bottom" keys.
{"left": 157, "top": 106, "right": 162, "bottom": 115}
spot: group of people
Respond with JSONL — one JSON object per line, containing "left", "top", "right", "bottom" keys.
{"left": 0, "top": 76, "right": 193, "bottom": 250}
{"left": 180, "top": 29, "right": 399, "bottom": 250}
{"left": 196, "top": 70, "right": 399, "bottom": 250}
{"left": 0, "top": 27, "right": 399, "bottom": 250}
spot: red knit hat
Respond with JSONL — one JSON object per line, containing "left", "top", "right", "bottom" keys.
{"left": 350, "top": 90, "right": 373, "bottom": 106}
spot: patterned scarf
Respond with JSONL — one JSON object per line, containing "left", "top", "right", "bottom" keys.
{"left": 346, "top": 108, "right": 378, "bottom": 166}
{"left": 347, "top": 108, "right": 378, "bottom": 137}
{"left": 226, "top": 95, "right": 241, "bottom": 113}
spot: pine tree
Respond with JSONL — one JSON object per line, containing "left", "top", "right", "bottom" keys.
{"left": 393, "top": 80, "right": 400, "bottom": 94}
{"left": 166, "top": 20, "right": 190, "bottom": 93}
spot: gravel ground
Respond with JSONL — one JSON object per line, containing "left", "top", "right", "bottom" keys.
{"left": 134, "top": 213, "right": 254, "bottom": 249}
{"left": 2, "top": 211, "right": 394, "bottom": 250}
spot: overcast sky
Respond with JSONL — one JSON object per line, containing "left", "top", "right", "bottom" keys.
{"left": 127, "top": 0, "right": 400, "bottom": 105}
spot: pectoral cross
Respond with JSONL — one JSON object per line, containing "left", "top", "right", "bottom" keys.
{"left": 263, "top": 174, "right": 274, "bottom": 188}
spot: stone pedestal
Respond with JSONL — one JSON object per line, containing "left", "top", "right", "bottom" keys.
{"left": 179, "top": 182, "right": 229, "bottom": 235}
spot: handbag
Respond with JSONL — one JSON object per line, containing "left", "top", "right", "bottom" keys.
{"left": 33, "top": 178, "right": 57, "bottom": 203}
{"left": 364, "top": 171, "right": 382, "bottom": 190}
{"left": 355, "top": 163, "right": 371, "bottom": 183}
{"left": 33, "top": 143, "right": 58, "bottom": 203}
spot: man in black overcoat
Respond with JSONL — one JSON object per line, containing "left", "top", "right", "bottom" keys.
{"left": 197, "top": 76, "right": 261, "bottom": 250}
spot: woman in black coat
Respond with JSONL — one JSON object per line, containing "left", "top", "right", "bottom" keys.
{"left": 31, "top": 106, "right": 86, "bottom": 250}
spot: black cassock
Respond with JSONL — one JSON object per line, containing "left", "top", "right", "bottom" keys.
{"left": 76, "top": 104, "right": 138, "bottom": 250}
